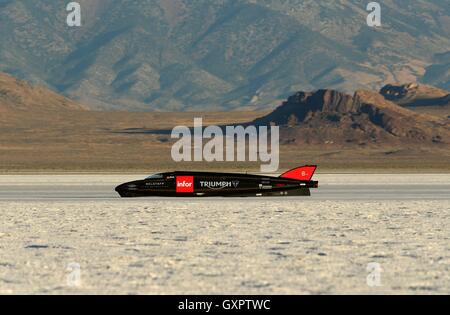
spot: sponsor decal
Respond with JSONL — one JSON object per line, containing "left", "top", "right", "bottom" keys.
{"left": 146, "top": 181, "right": 165, "bottom": 186}
{"left": 176, "top": 176, "right": 194, "bottom": 193}
{"left": 200, "top": 180, "right": 240, "bottom": 190}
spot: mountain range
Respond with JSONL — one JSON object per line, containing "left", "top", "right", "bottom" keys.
{"left": 1, "top": 0, "right": 449, "bottom": 111}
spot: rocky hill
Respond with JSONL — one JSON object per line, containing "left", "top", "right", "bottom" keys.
{"left": 380, "top": 83, "right": 450, "bottom": 107}
{"left": 380, "top": 82, "right": 450, "bottom": 117}
{"left": 254, "top": 89, "right": 450, "bottom": 146}
{"left": 1, "top": 0, "right": 449, "bottom": 111}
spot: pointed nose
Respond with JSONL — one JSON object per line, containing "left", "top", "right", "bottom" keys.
{"left": 115, "top": 183, "right": 131, "bottom": 198}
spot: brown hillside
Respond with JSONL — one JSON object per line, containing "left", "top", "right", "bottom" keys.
{"left": 0, "top": 72, "right": 85, "bottom": 114}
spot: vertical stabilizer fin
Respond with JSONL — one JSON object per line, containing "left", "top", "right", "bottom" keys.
{"left": 280, "top": 166, "right": 317, "bottom": 181}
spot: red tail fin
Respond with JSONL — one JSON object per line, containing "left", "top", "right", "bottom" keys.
{"left": 280, "top": 166, "right": 317, "bottom": 181}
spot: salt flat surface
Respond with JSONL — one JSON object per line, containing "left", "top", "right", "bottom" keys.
{"left": 0, "top": 174, "right": 449, "bottom": 294}
{"left": 0, "top": 174, "right": 449, "bottom": 201}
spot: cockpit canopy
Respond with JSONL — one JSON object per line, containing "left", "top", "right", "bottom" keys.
{"left": 146, "top": 173, "right": 164, "bottom": 179}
